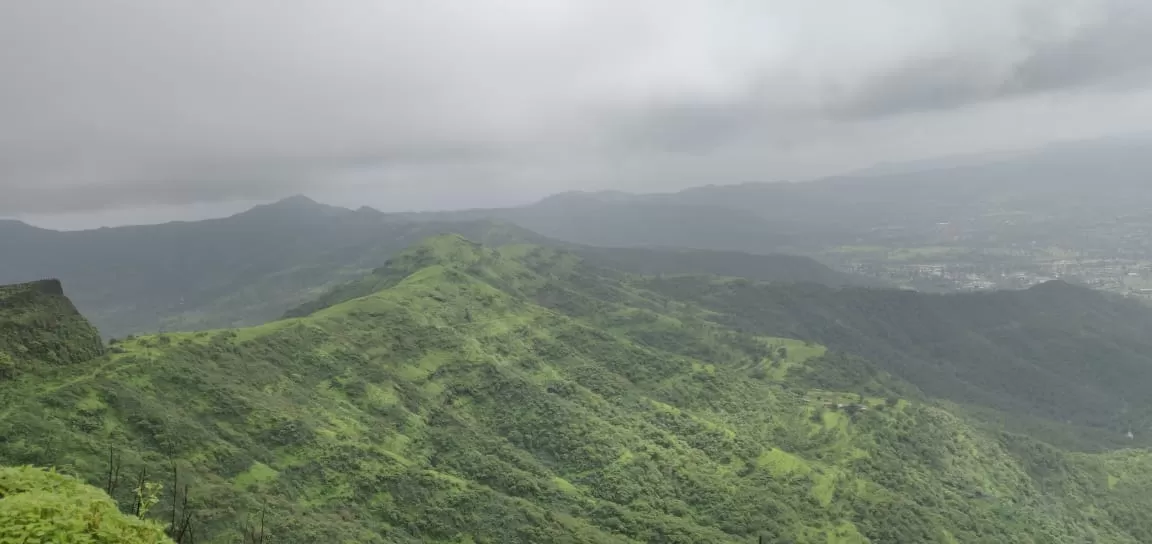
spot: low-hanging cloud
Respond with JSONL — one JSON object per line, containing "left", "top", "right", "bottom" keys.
{"left": 2, "top": 0, "right": 1152, "bottom": 218}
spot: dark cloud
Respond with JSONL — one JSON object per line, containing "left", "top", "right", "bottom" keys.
{"left": 841, "top": 0, "right": 1152, "bottom": 117}
{"left": 1010, "top": 1, "right": 1152, "bottom": 93}
{"left": 836, "top": 56, "right": 1008, "bottom": 117}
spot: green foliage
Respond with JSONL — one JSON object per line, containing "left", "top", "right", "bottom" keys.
{"left": 4, "top": 236, "right": 1152, "bottom": 542}
{"left": 0, "top": 352, "right": 13, "bottom": 380}
{"left": 134, "top": 481, "right": 163, "bottom": 518}
{"left": 0, "top": 465, "right": 171, "bottom": 543}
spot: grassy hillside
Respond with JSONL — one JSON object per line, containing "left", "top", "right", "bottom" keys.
{"left": 4, "top": 236, "right": 1152, "bottom": 541}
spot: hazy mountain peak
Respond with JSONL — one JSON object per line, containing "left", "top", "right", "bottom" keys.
{"left": 0, "top": 218, "right": 43, "bottom": 232}
{"left": 534, "top": 190, "right": 638, "bottom": 206}
{"left": 234, "top": 194, "right": 350, "bottom": 220}
{"left": 264, "top": 194, "right": 325, "bottom": 210}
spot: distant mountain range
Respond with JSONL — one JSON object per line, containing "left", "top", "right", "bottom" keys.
{"left": 401, "top": 132, "right": 1152, "bottom": 250}
{"left": 0, "top": 197, "right": 876, "bottom": 338}
{"left": 5, "top": 132, "right": 1152, "bottom": 337}
{"left": 0, "top": 198, "right": 524, "bottom": 337}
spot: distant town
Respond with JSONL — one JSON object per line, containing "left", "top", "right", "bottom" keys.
{"left": 819, "top": 212, "right": 1152, "bottom": 302}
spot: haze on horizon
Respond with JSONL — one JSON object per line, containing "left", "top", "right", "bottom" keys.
{"left": 4, "top": 0, "right": 1152, "bottom": 229}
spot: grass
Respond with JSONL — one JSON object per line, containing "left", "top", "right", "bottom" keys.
{"left": 757, "top": 336, "right": 827, "bottom": 379}
{"left": 233, "top": 462, "right": 279, "bottom": 490}
{"left": 756, "top": 448, "right": 812, "bottom": 476}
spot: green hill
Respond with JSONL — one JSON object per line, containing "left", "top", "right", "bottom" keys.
{"left": 4, "top": 236, "right": 1152, "bottom": 542}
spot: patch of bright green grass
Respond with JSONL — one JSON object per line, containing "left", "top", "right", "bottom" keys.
{"left": 233, "top": 462, "right": 279, "bottom": 490}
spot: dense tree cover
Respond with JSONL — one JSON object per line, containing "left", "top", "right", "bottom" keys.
{"left": 571, "top": 246, "right": 885, "bottom": 288}
{"left": 4, "top": 235, "right": 1152, "bottom": 542}
{"left": 0, "top": 465, "right": 171, "bottom": 543}
{"left": 639, "top": 275, "right": 1152, "bottom": 449}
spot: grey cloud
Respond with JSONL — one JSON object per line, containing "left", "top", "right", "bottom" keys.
{"left": 616, "top": 0, "right": 1152, "bottom": 154}
{"left": 836, "top": 56, "right": 1009, "bottom": 117}
{"left": 0, "top": 1, "right": 621, "bottom": 213}
{"left": 618, "top": 103, "right": 765, "bottom": 154}
{"left": 841, "top": 0, "right": 1152, "bottom": 117}
{"left": 0, "top": 145, "right": 498, "bottom": 215}
{"left": 1010, "top": 2, "right": 1152, "bottom": 92}
{"left": 2, "top": 0, "right": 1152, "bottom": 219}
{"left": 2, "top": 169, "right": 311, "bottom": 216}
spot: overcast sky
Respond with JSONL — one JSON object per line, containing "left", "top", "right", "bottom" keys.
{"left": 4, "top": 0, "right": 1152, "bottom": 228}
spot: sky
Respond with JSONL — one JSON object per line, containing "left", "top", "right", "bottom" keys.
{"left": 4, "top": 0, "right": 1152, "bottom": 229}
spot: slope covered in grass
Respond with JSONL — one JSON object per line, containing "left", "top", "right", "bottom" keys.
{"left": 4, "top": 237, "right": 1152, "bottom": 542}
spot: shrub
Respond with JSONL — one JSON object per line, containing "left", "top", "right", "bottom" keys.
{"left": 0, "top": 465, "right": 172, "bottom": 543}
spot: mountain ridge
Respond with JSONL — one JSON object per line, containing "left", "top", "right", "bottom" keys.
{"left": 0, "top": 201, "right": 875, "bottom": 338}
